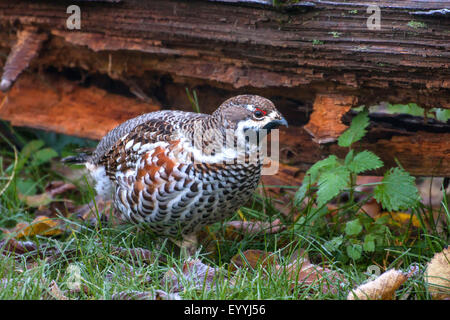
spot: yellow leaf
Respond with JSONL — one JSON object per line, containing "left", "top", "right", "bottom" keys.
{"left": 379, "top": 212, "right": 421, "bottom": 228}
{"left": 16, "top": 216, "right": 63, "bottom": 238}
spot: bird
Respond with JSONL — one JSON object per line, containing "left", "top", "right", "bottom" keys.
{"left": 64, "top": 95, "right": 287, "bottom": 250}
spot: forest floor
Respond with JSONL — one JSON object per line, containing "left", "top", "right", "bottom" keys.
{"left": 0, "top": 125, "right": 448, "bottom": 300}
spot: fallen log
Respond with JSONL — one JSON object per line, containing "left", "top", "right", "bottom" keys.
{"left": 0, "top": 0, "right": 448, "bottom": 178}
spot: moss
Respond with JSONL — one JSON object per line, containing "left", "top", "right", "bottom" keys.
{"left": 407, "top": 20, "right": 427, "bottom": 29}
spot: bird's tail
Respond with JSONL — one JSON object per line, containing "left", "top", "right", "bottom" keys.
{"left": 61, "top": 153, "right": 90, "bottom": 164}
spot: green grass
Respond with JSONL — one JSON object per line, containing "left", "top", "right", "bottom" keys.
{"left": 0, "top": 126, "right": 448, "bottom": 300}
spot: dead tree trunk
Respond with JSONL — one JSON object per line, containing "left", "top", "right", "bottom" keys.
{"left": 0, "top": 0, "right": 449, "bottom": 178}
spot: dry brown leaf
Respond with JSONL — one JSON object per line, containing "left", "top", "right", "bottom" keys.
{"left": 359, "top": 198, "right": 382, "bottom": 219}
{"left": 44, "top": 181, "right": 77, "bottom": 197}
{"left": 18, "top": 192, "right": 53, "bottom": 207}
{"left": 161, "top": 259, "right": 223, "bottom": 292}
{"left": 0, "top": 238, "right": 38, "bottom": 255}
{"left": 347, "top": 268, "right": 416, "bottom": 300}
{"left": 35, "top": 200, "right": 76, "bottom": 219}
{"left": 225, "top": 219, "right": 285, "bottom": 235}
{"left": 424, "top": 247, "right": 450, "bottom": 300}
{"left": 277, "top": 258, "right": 346, "bottom": 295}
{"left": 13, "top": 216, "right": 64, "bottom": 238}
{"left": 231, "top": 249, "right": 278, "bottom": 270}
{"left": 48, "top": 280, "right": 69, "bottom": 300}
{"left": 19, "top": 181, "right": 77, "bottom": 209}
{"left": 108, "top": 244, "right": 164, "bottom": 265}
{"left": 75, "top": 196, "right": 125, "bottom": 226}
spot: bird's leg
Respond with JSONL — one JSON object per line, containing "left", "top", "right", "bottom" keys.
{"left": 170, "top": 233, "right": 199, "bottom": 258}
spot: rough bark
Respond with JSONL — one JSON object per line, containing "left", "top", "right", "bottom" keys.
{"left": 0, "top": 0, "right": 449, "bottom": 177}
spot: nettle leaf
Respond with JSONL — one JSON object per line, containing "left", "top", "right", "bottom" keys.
{"left": 338, "top": 111, "right": 370, "bottom": 147}
{"left": 363, "top": 235, "right": 376, "bottom": 252}
{"left": 345, "top": 219, "right": 363, "bottom": 236}
{"left": 346, "top": 244, "right": 362, "bottom": 260}
{"left": 344, "top": 149, "right": 355, "bottom": 166}
{"left": 294, "top": 184, "right": 308, "bottom": 207}
{"left": 373, "top": 167, "right": 420, "bottom": 211}
{"left": 347, "top": 150, "right": 383, "bottom": 174}
{"left": 324, "top": 235, "right": 344, "bottom": 252}
{"left": 316, "top": 166, "right": 350, "bottom": 206}
{"left": 295, "top": 155, "right": 340, "bottom": 206}
{"left": 306, "top": 155, "right": 340, "bottom": 183}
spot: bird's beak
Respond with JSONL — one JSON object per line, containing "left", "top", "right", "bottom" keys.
{"left": 263, "top": 115, "right": 288, "bottom": 130}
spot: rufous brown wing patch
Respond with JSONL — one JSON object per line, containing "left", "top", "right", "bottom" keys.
{"left": 135, "top": 141, "right": 181, "bottom": 194}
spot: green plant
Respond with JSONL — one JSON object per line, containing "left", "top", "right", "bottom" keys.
{"left": 294, "top": 110, "right": 421, "bottom": 260}
{"left": 185, "top": 88, "right": 201, "bottom": 113}
{"left": 329, "top": 32, "right": 341, "bottom": 38}
{"left": 312, "top": 39, "right": 324, "bottom": 46}
{"left": 407, "top": 20, "right": 427, "bottom": 29}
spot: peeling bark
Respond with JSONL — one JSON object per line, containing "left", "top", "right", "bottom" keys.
{"left": 0, "top": 28, "right": 47, "bottom": 92}
{"left": 304, "top": 94, "right": 358, "bottom": 144}
{"left": 0, "top": 74, "right": 160, "bottom": 139}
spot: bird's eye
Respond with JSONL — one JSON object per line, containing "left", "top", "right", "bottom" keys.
{"left": 253, "top": 108, "right": 266, "bottom": 119}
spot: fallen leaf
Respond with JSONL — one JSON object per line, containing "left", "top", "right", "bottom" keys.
{"left": 347, "top": 268, "right": 416, "bottom": 300}
{"left": 161, "top": 259, "right": 223, "bottom": 292}
{"left": 19, "top": 181, "right": 77, "bottom": 208}
{"left": 14, "top": 216, "right": 64, "bottom": 238}
{"left": 108, "top": 244, "right": 164, "bottom": 265}
{"left": 18, "top": 192, "right": 52, "bottom": 207}
{"left": 35, "top": 199, "right": 76, "bottom": 219}
{"left": 225, "top": 219, "right": 285, "bottom": 235}
{"left": 424, "top": 247, "right": 450, "bottom": 300}
{"left": 231, "top": 249, "right": 278, "bottom": 270}
{"left": 44, "top": 181, "right": 77, "bottom": 197}
{"left": 359, "top": 198, "right": 382, "bottom": 218}
{"left": 276, "top": 258, "right": 346, "bottom": 295}
{"left": 378, "top": 212, "right": 421, "bottom": 228}
{"left": 75, "top": 196, "right": 125, "bottom": 226}
{"left": 0, "top": 238, "right": 38, "bottom": 255}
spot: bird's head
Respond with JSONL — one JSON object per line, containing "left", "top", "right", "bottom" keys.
{"left": 214, "top": 95, "right": 288, "bottom": 133}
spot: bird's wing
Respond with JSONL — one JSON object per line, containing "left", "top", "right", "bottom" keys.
{"left": 95, "top": 110, "right": 207, "bottom": 180}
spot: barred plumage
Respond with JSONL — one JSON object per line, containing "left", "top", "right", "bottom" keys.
{"left": 79, "top": 95, "right": 287, "bottom": 238}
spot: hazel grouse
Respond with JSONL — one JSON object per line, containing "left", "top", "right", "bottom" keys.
{"left": 65, "top": 95, "right": 287, "bottom": 246}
